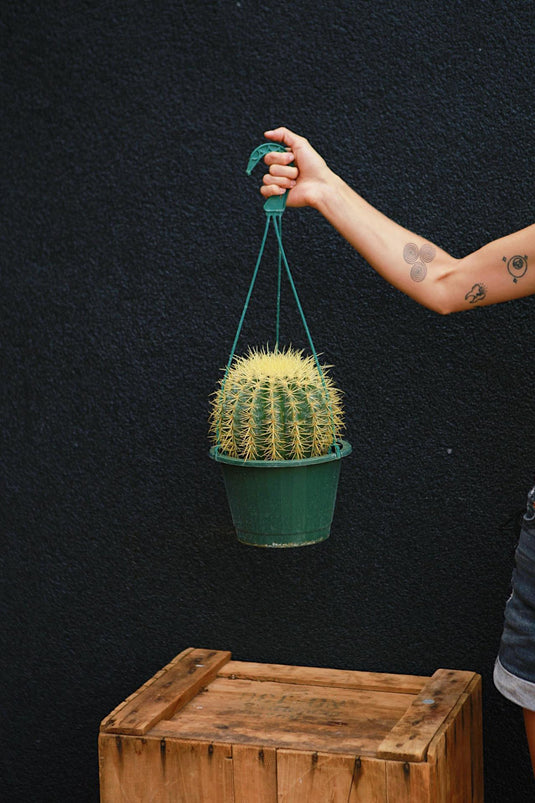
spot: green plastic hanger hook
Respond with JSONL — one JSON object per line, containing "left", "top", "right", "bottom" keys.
{"left": 247, "top": 142, "right": 291, "bottom": 215}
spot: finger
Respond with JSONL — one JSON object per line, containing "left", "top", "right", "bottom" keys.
{"left": 263, "top": 150, "right": 295, "bottom": 167}
{"left": 268, "top": 164, "right": 298, "bottom": 180}
{"left": 262, "top": 174, "right": 296, "bottom": 188}
{"left": 260, "top": 184, "right": 286, "bottom": 198}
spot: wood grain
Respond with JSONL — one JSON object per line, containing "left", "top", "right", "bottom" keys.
{"left": 232, "top": 745, "right": 277, "bottom": 803}
{"left": 377, "top": 669, "right": 476, "bottom": 762}
{"left": 385, "top": 760, "right": 431, "bottom": 802}
{"left": 219, "top": 660, "right": 427, "bottom": 695}
{"left": 100, "top": 648, "right": 231, "bottom": 736}
{"left": 426, "top": 674, "right": 484, "bottom": 803}
{"left": 152, "top": 676, "right": 413, "bottom": 756}
{"left": 99, "top": 735, "right": 235, "bottom": 802}
{"left": 276, "top": 750, "right": 357, "bottom": 803}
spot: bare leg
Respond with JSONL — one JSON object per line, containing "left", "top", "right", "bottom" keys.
{"left": 523, "top": 708, "right": 535, "bottom": 774}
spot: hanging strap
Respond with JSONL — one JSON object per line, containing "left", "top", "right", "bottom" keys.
{"left": 271, "top": 213, "right": 341, "bottom": 458}
{"left": 215, "top": 144, "right": 341, "bottom": 458}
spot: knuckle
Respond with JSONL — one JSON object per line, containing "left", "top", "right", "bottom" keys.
{"left": 264, "top": 152, "right": 281, "bottom": 165}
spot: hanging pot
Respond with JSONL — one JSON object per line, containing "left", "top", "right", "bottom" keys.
{"left": 209, "top": 141, "right": 352, "bottom": 547}
{"left": 210, "top": 440, "right": 352, "bottom": 547}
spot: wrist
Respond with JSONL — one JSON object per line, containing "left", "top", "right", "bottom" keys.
{"left": 311, "top": 170, "right": 346, "bottom": 215}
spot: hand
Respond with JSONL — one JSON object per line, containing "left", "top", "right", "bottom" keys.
{"left": 261, "top": 127, "right": 332, "bottom": 209}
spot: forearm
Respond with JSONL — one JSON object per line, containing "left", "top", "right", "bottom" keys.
{"left": 314, "top": 171, "right": 535, "bottom": 314}
{"left": 315, "top": 172, "right": 457, "bottom": 312}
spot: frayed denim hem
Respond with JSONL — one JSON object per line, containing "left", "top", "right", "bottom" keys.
{"left": 494, "top": 657, "right": 535, "bottom": 711}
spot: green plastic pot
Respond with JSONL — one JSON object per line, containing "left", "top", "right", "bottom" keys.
{"left": 210, "top": 440, "right": 352, "bottom": 547}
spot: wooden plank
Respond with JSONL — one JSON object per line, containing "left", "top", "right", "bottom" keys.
{"left": 426, "top": 674, "right": 484, "bottom": 803}
{"left": 276, "top": 749, "right": 357, "bottom": 803}
{"left": 99, "top": 734, "right": 234, "bottom": 802}
{"left": 385, "top": 760, "right": 430, "bottom": 802}
{"left": 427, "top": 732, "right": 448, "bottom": 803}
{"left": 152, "top": 676, "right": 413, "bottom": 756}
{"left": 100, "top": 648, "right": 231, "bottom": 736}
{"left": 468, "top": 675, "right": 484, "bottom": 803}
{"left": 377, "top": 669, "right": 476, "bottom": 762}
{"left": 100, "top": 647, "right": 195, "bottom": 730}
{"left": 432, "top": 698, "right": 473, "bottom": 803}
{"left": 166, "top": 739, "right": 235, "bottom": 803}
{"left": 348, "top": 757, "right": 388, "bottom": 802}
{"left": 232, "top": 745, "right": 277, "bottom": 803}
{"left": 219, "top": 660, "right": 427, "bottom": 695}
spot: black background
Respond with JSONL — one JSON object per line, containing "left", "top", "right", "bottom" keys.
{"left": 2, "top": 1, "right": 535, "bottom": 800}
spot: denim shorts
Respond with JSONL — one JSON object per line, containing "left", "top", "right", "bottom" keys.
{"left": 494, "top": 485, "right": 535, "bottom": 710}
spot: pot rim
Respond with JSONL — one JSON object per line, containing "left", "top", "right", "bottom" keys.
{"left": 209, "top": 439, "right": 352, "bottom": 468}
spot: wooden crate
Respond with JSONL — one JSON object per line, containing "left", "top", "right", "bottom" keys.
{"left": 99, "top": 647, "right": 483, "bottom": 802}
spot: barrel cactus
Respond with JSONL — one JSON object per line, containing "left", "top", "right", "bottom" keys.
{"left": 210, "top": 346, "right": 344, "bottom": 461}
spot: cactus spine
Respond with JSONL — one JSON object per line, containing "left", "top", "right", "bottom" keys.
{"left": 210, "top": 346, "right": 344, "bottom": 461}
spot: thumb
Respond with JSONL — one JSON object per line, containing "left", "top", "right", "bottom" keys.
{"left": 264, "top": 127, "right": 301, "bottom": 149}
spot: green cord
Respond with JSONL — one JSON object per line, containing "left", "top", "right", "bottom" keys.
{"left": 216, "top": 210, "right": 340, "bottom": 458}
{"left": 275, "top": 216, "right": 282, "bottom": 351}
{"left": 271, "top": 215, "right": 340, "bottom": 457}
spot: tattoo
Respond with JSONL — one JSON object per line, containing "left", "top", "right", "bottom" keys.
{"left": 420, "top": 243, "right": 436, "bottom": 263}
{"left": 465, "top": 283, "right": 487, "bottom": 304}
{"left": 503, "top": 254, "right": 528, "bottom": 283}
{"left": 410, "top": 262, "right": 427, "bottom": 282}
{"left": 404, "top": 242, "right": 436, "bottom": 282}
{"left": 403, "top": 243, "right": 420, "bottom": 264}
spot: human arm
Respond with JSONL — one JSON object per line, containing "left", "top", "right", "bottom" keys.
{"left": 261, "top": 127, "right": 535, "bottom": 315}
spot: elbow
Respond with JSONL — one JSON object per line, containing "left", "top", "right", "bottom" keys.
{"left": 431, "top": 299, "right": 456, "bottom": 316}
{"left": 425, "top": 261, "right": 462, "bottom": 315}
{"left": 419, "top": 291, "right": 456, "bottom": 317}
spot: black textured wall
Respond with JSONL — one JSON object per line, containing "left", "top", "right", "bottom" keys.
{"left": 2, "top": 1, "right": 534, "bottom": 800}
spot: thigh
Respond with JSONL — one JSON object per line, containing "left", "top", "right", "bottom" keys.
{"left": 524, "top": 708, "right": 535, "bottom": 776}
